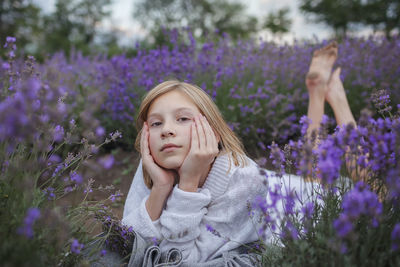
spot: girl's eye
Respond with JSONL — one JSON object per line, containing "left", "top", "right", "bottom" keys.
{"left": 150, "top": 122, "right": 162, "bottom": 127}
{"left": 178, "top": 117, "right": 190, "bottom": 122}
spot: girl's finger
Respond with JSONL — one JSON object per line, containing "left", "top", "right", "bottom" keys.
{"left": 140, "top": 124, "right": 145, "bottom": 154}
{"left": 200, "top": 116, "right": 211, "bottom": 147}
{"left": 141, "top": 123, "right": 151, "bottom": 157}
{"left": 202, "top": 116, "right": 218, "bottom": 149}
{"left": 191, "top": 120, "right": 199, "bottom": 151}
{"left": 196, "top": 115, "right": 206, "bottom": 149}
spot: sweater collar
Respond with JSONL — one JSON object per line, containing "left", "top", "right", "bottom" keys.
{"left": 202, "top": 153, "right": 238, "bottom": 200}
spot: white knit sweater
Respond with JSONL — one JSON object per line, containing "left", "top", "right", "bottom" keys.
{"left": 122, "top": 153, "right": 317, "bottom": 263}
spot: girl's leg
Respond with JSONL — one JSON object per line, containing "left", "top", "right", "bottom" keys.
{"left": 326, "top": 67, "right": 367, "bottom": 185}
{"left": 326, "top": 68, "right": 356, "bottom": 127}
{"left": 305, "top": 42, "right": 338, "bottom": 136}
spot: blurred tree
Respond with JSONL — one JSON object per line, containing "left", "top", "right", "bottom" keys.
{"left": 300, "top": 0, "right": 399, "bottom": 38}
{"left": 0, "top": 0, "right": 41, "bottom": 50}
{"left": 361, "top": 0, "right": 400, "bottom": 37}
{"left": 42, "top": 0, "right": 112, "bottom": 55}
{"left": 133, "top": 0, "right": 259, "bottom": 44}
{"left": 263, "top": 7, "right": 292, "bottom": 35}
{"left": 299, "top": 0, "right": 361, "bottom": 36}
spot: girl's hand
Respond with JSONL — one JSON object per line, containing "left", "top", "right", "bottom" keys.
{"left": 141, "top": 122, "right": 176, "bottom": 190}
{"left": 178, "top": 115, "right": 219, "bottom": 191}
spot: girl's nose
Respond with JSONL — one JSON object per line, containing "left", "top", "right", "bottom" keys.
{"left": 161, "top": 122, "right": 176, "bottom": 138}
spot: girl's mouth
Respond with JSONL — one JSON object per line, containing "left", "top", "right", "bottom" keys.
{"left": 161, "top": 143, "right": 180, "bottom": 151}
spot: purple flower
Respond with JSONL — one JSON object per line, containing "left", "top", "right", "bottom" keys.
{"left": 99, "top": 155, "right": 114, "bottom": 169}
{"left": 110, "top": 191, "right": 121, "bottom": 202}
{"left": 268, "top": 142, "right": 285, "bottom": 177}
{"left": 152, "top": 237, "right": 159, "bottom": 246}
{"left": 96, "top": 126, "right": 105, "bottom": 137}
{"left": 391, "top": 223, "right": 400, "bottom": 251}
{"left": 341, "top": 190, "right": 365, "bottom": 218}
{"left": 283, "top": 191, "right": 295, "bottom": 215}
{"left": 48, "top": 154, "right": 62, "bottom": 165}
{"left": 252, "top": 195, "right": 268, "bottom": 213}
{"left": 281, "top": 221, "right": 299, "bottom": 240}
{"left": 316, "top": 137, "right": 343, "bottom": 184}
{"left": 257, "top": 141, "right": 266, "bottom": 150}
{"left": 387, "top": 169, "right": 400, "bottom": 202}
{"left": 52, "top": 164, "right": 63, "bottom": 177}
{"left": 44, "top": 187, "right": 56, "bottom": 200}
{"left": 17, "top": 207, "right": 41, "bottom": 239}
{"left": 64, "top": 185, "right": 74, "bottom": 193}
{"left": 6, "top": 36, "right": 16, "bottom": 43}
{"left": 53, "top": 125, "right": 64, "bottom": 142}
{"left": 299, "top": 115, "right": 311, "bottom": 136}
{"left": 71, "top": 239, "right": 84, "bottom": 254}
{"left": 334, "top": 182, "right": 382, "bottom": 239}
{"left": 333, "top": 214, "right": 353, "bottom": 239}
{"left": 70, "top": 171, "right": 83, "bottom": 185}
{"left": 100, "top": 249, "right": 107, "bottom": 256}
{"left": 8, "top": 50, "right": 15, "bottom": 58}
{"left": 2, "top": 62, "right": 10, "bottom": 70}
{"left": 342, "top": 182, "right": 382, "bottom": 219}
{"left": 301, "top": 202, "right": 314, "bottom": 221}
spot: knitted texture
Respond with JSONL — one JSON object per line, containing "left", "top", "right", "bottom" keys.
{"left": 122, "top": 153, "right": 268, "bottom": 263}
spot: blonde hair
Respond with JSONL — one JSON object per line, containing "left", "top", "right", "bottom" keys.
{"left": 135, "top": 80, "right": 248, "bottom": 189}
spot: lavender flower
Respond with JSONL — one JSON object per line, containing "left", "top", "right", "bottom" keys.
{"left": 97, "top": 212, "right": 135, "bottom": 257}
{"left": 299, "top": 115, "right": 311, "bottom": 136}
{"left": 301, "top": 202, "right": 314, "bottom": 221}
{"left": 17, "top": 207, "right": 41, "bottom": 239}
{"left": 205, "top": 223, "right": 222, "bottom": 238}
{"left": 268, "top": 142, "right": 285, "bottom": 177}
{"left": 334, "top": 182, "right": 382, "bottom": 239}
{"left": 205, "top": 224, "right": 214, "bottom": 232}
{"left": 371, "top": 89, "right": 392, "bottom": 115}
{"left": 95, "top": 126, "right": 105, "bottom": 137}
{"left": 53, "top": 125, "right": 64, "bottom": 142}
{"left": 44, "top": 187, "right": 56, "bottom": 200}
{"left": 391, "top": 223, "right": 400, "bottom": 251}
{"left": 2, "top": 62, "right": 10, "bottom": 70}
{"left": 252, "top": 195, "right": 268, "bottom": 214}
{"left": 70, "top": 171, "right": 83, "bottom": 185}
{"left": 152, "top": 237, "right": 159, "bottom": 246}
{"left": 84, "top": 178, "right": 94, "bottom": 194}
{"left": 6, "top": 36, "right": 16, "bottom": 43}
{"left": 98, "top": 155, "right": 114, "bottom": 169}
{"left": 110, "top": 190, "right": 122, "bottom": 202}
{"left": 333, "top": 214, "right": 353, "bottom": 239}
{"left": 70, "top": 239, "right": 84, "bottom": 254}
{"left": 281, "top": 221, "right": 299, "bottom": 240}
{"left": 316, "top": 137, "right": 343, "bottom": 184}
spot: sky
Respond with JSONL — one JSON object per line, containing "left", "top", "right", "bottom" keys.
{"left": 34, "top": 0, "right": 334, "bottom": 45}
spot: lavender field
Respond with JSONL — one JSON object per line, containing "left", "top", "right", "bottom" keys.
{"left": 1, "top": 32, "right": 400, "bottom": 266}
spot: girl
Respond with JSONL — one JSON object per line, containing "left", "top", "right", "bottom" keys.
{"left": 122, "top": 41, "right": 357, "bottom": 265}
{"left": 122, "top": 80, "right": 268, "bottom": 265}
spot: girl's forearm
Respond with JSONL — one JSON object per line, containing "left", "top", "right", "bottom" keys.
{"left": 145, "top": 185, "right": 172, "bottom": 221}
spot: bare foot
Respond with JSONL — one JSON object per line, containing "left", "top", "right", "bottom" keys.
{"left": 327, "top": 67, "right": 356, "bottom": 126}
{"left": 306, "top": 41, "right": 338, "bottom": 98}
{"left": 327, "top": 67, "right": 346, "bottom": 106}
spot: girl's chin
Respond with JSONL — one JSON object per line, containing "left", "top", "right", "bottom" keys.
{"left": 155, "top": 157, "right": 183, "bottom": 170}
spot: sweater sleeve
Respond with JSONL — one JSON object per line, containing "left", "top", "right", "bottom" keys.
{"left": 159, "top": 185, "right": 212, "bottom": 242}
{"left": 157, "top": 155, "right": 267, "bottom": 263}
{"left": 122, "top": 160, "right": 163, "bottom": 240}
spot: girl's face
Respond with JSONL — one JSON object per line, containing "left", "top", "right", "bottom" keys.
{"left": 146, "top": 90, "right": 202, "bottom": 170}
